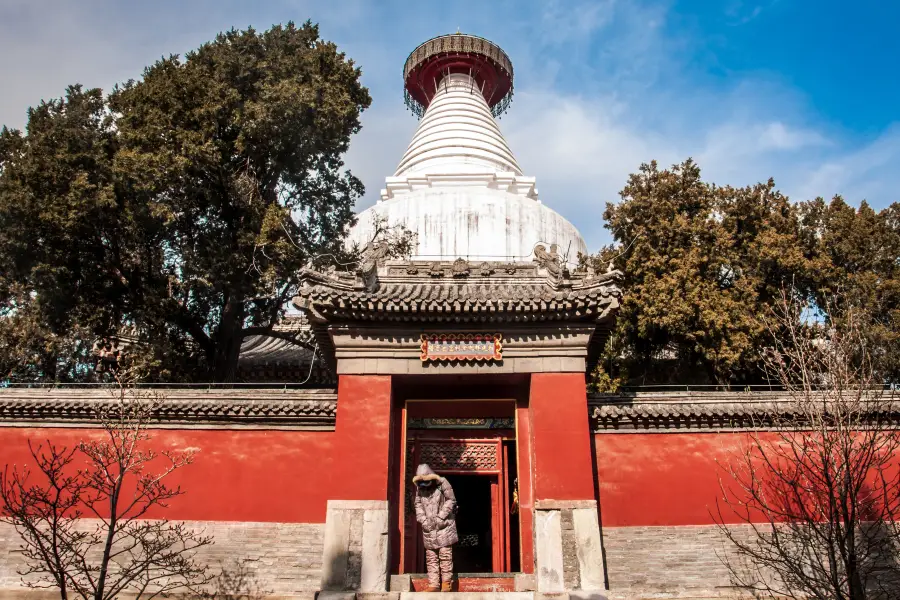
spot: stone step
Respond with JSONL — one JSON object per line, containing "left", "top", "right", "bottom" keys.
{"left": 400, "top": 593, "right": 533, "bottom": 600}
{"left": 408, "top": 573, "right": 517, "bottom": 593}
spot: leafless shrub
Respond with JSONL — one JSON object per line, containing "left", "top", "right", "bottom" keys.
{"left": 0, "top": 378, "right": 213, "bottom": 599}
{"left": 199, "top": 559, "right": 272, "bottom": 600}
{"left": 716, "top": 290, "right": 900, "bottom": 600}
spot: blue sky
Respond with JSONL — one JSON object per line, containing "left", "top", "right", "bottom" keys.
{"left": 1, "top": 0, "right": 897, "bottom": 250}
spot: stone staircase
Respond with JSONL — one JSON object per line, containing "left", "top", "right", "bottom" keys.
{"left": 406, "top": 573, "right": 517, "bottom": 593}
{"left": 319, "top": 572, "right": 608, "bottom": 600}
{"left": 399, "top": 594, "right": 533, "bottom": 600}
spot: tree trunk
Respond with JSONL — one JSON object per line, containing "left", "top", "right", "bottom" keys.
{"left": 95, "top": 489, "right": 120, "bottom": 600}
{"left": 849, "top": 568, "right": 865, "bottom": 600}
{"left": 212, "top": 300, "right": 245, "bottom": 383}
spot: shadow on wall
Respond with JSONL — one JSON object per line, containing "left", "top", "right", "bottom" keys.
{"left": 200, "top": 559, "right": 272, "bottom": 600}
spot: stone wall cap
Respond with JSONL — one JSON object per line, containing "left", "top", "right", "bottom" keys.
{"left": 327, "top": 500, "right": 390, "bottom": 511}
{"left": 0, "top": 387, "right": 337, "bottom": 430}
{"left": 534, "top": 500, "right": 598, "bottom": 510}
{"left": 591, "top": 390, "right": 899, "bottom": 431}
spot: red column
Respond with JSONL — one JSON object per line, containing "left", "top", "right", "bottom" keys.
{"left": 329, "top": 375, "right": 394, "bottom": 500}
{"left": 516, "top": 398, "right": 535, "bottom": 573}
{"left": 529, "top": 373, "right": 596, "bottom": 501}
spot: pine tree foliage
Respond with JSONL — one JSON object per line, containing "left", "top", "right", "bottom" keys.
{"left": 595, "top": 159, "right": 899, "bottom": 387}
{"left": 0, "top": 22, "right": 371, "bottom": 382}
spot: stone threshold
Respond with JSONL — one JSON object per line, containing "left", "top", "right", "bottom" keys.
{"left": 401, "top": 593, "right": 533, "bottom": 600}
{"left": 350, "top": 593, "right": 609, "bottom": 600}
{"left": 410, "top": 573, "right": 517, "bottom": 592}
{"left": 407, "top": 573, "right": 519, "bottom": 578}
{"left": 393, "top": 572, "right": 531, "bottom": 593}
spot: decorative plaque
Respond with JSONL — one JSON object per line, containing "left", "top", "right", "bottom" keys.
{"left": 420, "top": 333, "right": 502, "bottom": 362}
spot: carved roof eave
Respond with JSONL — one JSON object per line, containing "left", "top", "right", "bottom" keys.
{"left": 589, "top": 391, "right": 900, "bottom": 432}
{"left": 0, "top": 389, "right": 337, "bottom": 430}
{"left": 292, "top": 260, "right": 623, "bottom": 325}
{"left": 293, "top": 260, "right": 622, "bottom": 370}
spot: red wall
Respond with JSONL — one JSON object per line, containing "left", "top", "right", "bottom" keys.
{"left": 0, "top": 377, "right": 394, "bottom": 524}
{"left": 329, "top": 375, "right": 394, "bottom": 501}
{"left": 529, "top": 373, "right": 595, "bottom": 501}
{"left": 0, "top": 427, "right": 337, "bottom": 523}
{"left": 595, "top": 432, "right": 754, "bottom": 526}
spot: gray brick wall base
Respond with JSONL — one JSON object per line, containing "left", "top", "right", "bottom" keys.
{"left": 602, "top": 524, "right": 758, "bottom": 599}
{"left": 0, "top": 519, "right": 324, "bottom": 598}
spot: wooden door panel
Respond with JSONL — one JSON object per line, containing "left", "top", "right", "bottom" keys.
{"left": 401, "top": 435, "right": 512, "bottom": 573}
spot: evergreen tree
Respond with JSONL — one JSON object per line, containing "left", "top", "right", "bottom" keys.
{"left": 0, "top": 22, "right": 370, "bottom": 382}
{"left": 0, "top": 86, "right": 124, "bottom": 381}
{"left": 596, "top": 159, "right": 898, "bottom": 387}
{"left": 597, "top": 159, "right": 814, "bottom": 386}
{"left": 801, "top": 196, "right": 900, "bottom": 382}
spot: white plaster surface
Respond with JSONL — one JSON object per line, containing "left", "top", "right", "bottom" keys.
{"left": 360, "top": 507, "right": 390, "bottom": 592}
{"left": 534, "top": 510, "right": 565, "bottom": 594}
{"left": 321, "top": 500, "right": 390, "bottom": 593}
{"left": 351, "top": 189, "right": 587, "bottom": 264}
{"left": 321, "top": 503, "right": 353, "bottom": 591}
{"left": 572, "top": 507, "right": 607, "bottom": 591}
{"left": 347, "top": 73, "right": 587, "bottom": 266}
{"left": 394, "top": 73, "right": 522, "bottom": 178}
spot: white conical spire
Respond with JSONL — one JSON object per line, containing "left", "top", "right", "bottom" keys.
{"left": 394, "top": 73, "right": 522, "bottom": 177}
{"left": 352, "top": 43, "right": 588, "bottom": 264}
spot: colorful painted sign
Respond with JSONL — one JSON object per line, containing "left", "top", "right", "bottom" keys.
{"left": 420, "top": 333, "right": 502, "bottom": 362}
{"left": 407, "top": 417, "right": 515, "bottom": 429}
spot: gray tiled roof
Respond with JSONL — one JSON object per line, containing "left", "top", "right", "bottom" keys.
{"left": 239, "top": 315, "right": 314, "bottom": 367}
{"left": 294, "top": 260, "right": 622, "bottom": 323}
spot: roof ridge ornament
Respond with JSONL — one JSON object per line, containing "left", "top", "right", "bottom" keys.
{"left": 533, "top": 243, "right": 562, "bottom": 280}
{"left": 451, "top": 258, "right": 470, "bottom": 277}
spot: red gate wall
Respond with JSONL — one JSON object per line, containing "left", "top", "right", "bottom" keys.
{"left": 0, "top": 427, "right": 338, "bottom": 523}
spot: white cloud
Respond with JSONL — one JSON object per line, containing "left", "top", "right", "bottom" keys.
{"left": 1, "top": 0, "right": 896, "bottom": 259}
{"left": 539, "top": 0, "right": 616, "bottom": 44}
{"left": 794, "top": 125, "right": 900, "bottom": 204}
{"left": 758, "top": 122, "right": 829, "bottom": 151}
{"left": 502, "top": 88, "right": 673, "bottom": 247}
{"left": 494, "top": 82, "right": 895, "bottom": 251}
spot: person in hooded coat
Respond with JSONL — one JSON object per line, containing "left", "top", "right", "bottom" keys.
{"left": 413, "top": 463, "right": 458, "bottom": 591}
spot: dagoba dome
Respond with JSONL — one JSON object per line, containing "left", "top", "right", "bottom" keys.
{"left": 347, "top": 33, "right": 587, "bottom": 265}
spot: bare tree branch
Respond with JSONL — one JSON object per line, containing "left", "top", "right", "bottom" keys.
{"left": 0, "top": 375, "right": 214, "bottom": 599}
{"left": 716, "top": 288, "right": 900, "bottom": 600}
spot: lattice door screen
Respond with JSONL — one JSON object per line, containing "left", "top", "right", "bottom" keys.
{"left": 415, "top": 439, "right": 501, "bottom": 474}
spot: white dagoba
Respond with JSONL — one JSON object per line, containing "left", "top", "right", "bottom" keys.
{"left": 348, "top": 70, "right": 586, "bottom": 265}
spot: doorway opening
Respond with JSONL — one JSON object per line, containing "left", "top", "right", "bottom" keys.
{"left": 403, "top": 436, "right": 520, "bottom": 574}
{"left": 445, "top": 474, "right": 493, "bottom": 573}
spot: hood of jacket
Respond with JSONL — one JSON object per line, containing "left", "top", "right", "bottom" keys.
{"left": 413, "top": 463, "right": 441, "bottom": 484}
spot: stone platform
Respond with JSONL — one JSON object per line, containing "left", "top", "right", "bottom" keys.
{"left": 348, "top": 593, "right": 609, "bottom": 600}
{"left": 401, "top": 593, "right": 533, "bottom": 600}
{"left": 408, "top": 573, "right": 518, "bottom": 592}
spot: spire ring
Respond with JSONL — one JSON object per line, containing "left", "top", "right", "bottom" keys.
{"left": 402, "top": 33, "right": 514, "bottom": 119}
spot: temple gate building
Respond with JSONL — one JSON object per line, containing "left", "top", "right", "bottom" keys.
{"left": 294, "top": 34, "right": 618, "bottom": 597}
{"left": 0, "top": 33, "right": 794, "bottom": 600}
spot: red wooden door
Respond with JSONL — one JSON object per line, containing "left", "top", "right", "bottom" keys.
{"left": 401, "top": 436, "right": 511, "bottom": 573}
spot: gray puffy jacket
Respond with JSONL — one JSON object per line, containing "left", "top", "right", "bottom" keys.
{"left": 413, "top": 464, "right": 458, "bottom": 550}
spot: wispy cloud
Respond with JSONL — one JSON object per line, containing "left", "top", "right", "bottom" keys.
{"left": 0, "top": 0, "right": 895, "bottom": 253}
{"left": 724, "top": 0, "right": 781, "bottom": 25}
{"left": 794, "top": 125, "right": 900, "bottom": 204}
{"left": 538, "top": 0, "right": 616, "bottom": 44}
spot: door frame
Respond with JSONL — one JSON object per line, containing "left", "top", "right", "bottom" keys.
{"left": 402, "top": 436, "right": 511, "bottom": 573}
{"left": 399, "top": 408, "right": 517, "bottom": 573}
